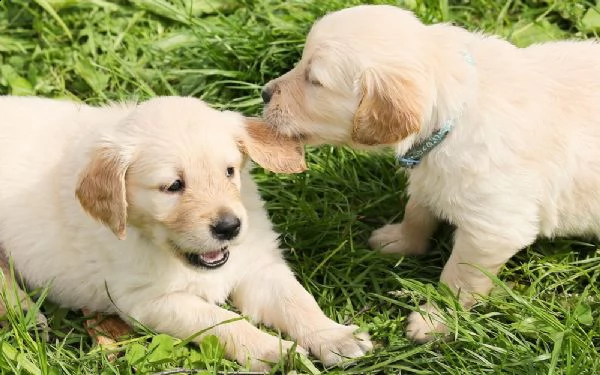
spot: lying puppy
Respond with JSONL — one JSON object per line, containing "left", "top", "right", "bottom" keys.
{"left": 0, "top": 96, "right": 372, "bottom": 370}
{"left": 261, "top": 4, "right": 600, "bottom": 342}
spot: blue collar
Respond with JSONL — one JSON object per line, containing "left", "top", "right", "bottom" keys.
{"left": 397, "top": 50, "right": 474, "bottom": 169}
{"left": 397, "top": 118, "right": 456, "bottom": 168}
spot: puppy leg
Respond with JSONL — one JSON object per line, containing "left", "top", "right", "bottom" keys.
{"left": 406, "top": 225, "right": 535, "bottom": 342}
{"left": 127, "top": 293, "right": 304, "bottom": 371}
{"left": 0, "top": 248, "right": 48, "bottom": 333}
{"left": 369, "top": 197, "right": 438, "bottom": 255}
{"left": 232, "top": 261, "right": 373, "bottom": 367}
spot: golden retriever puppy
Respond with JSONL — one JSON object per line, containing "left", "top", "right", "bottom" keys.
{"left": 0, "top": 96, "right": 372, "bottom": 370}
{"left": 261, "top": 4, "right": 600, "bottom": 342}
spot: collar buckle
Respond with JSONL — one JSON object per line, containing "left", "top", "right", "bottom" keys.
{"left": 398, "top": 157, "right": 420, "bottom": 169}
{"left": 396, "top": 118, "right": 456, "bottom": 169}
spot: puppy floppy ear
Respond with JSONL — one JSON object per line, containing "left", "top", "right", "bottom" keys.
{"left": 352, "top": 68, "right": 426, "bottom": 145}
{"left": 76, "top": 146, "right": 130, "bottom": 240}
{"left": 239, "top": 118, "right": 307, "bottom": 174}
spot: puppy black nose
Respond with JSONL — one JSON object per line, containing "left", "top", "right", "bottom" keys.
{"left": 210, "top": 214, "right": 241, "bottom": 241}
{"left": 261, "top": 86, "right": 273, "bottom": 104}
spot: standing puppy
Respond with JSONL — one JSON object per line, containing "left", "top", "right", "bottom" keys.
{"left": 261, "top": 4, "right": 600, "bottom": 342}
{"left": 0, "top": 96, "right": 372, "bottom": 370}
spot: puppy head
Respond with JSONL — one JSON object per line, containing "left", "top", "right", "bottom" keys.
{"left": 262, "top": 5, "right": 441, "bottom": 148}
{"left": 76, "top": 97, "right": 305, "bottom": 269}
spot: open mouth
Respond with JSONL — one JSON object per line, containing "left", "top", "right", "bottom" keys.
{"left": 168, "top": 240, "right": 230, "bottom": 269}
{"left": 183, "top": 247, "right": 229, "bottom": 269}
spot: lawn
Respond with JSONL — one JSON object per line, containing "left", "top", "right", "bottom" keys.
{"left": 1, "top": 0, "right": 600, "bottom": 374}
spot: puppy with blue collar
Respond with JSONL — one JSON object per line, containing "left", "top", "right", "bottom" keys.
{"left": 261, "top": 4, "right": 600, "bottom": 342}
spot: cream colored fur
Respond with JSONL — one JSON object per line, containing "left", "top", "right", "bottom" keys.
{"left": 0, "top": 96, "right": 371, "bottom": 370}
{"left": 262, "top": 5, "right": 600, "bottom": 342}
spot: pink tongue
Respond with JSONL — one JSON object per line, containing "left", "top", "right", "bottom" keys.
{"left": 200, "top": 250, "right": 223, "bottom": 261}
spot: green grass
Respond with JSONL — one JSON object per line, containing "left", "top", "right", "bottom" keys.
{"left": 1, "top": 0, "right": 600, "bottom": 373}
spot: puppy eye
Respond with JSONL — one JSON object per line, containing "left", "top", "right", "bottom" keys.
{"left": 164, "top": 179, "right": 185, "bottom": 193}
{"left": 226, "top": 167, "right": 235, "bottom": 178}
{"left": 305, "top": 70, "right": 322, "bottom": 87}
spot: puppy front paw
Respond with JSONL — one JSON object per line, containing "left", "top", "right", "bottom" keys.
{"left": 368, "top": 223, "right": 429, "bottom": 255}
{"left": 405, "top": 303, "right": 449, "bottom": 343}
{"left": 303, "top": 323, "right": 372, "bottom": 367}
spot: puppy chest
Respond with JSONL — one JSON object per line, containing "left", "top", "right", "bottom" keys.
{"left": 407, "top": 170, "right": 475, "bottom": 224}
{"left": 181, "top": 274, "right": 235, "bottom": 304}
{"left": 149, "top": 260, "right": 241, "bottom": 305}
